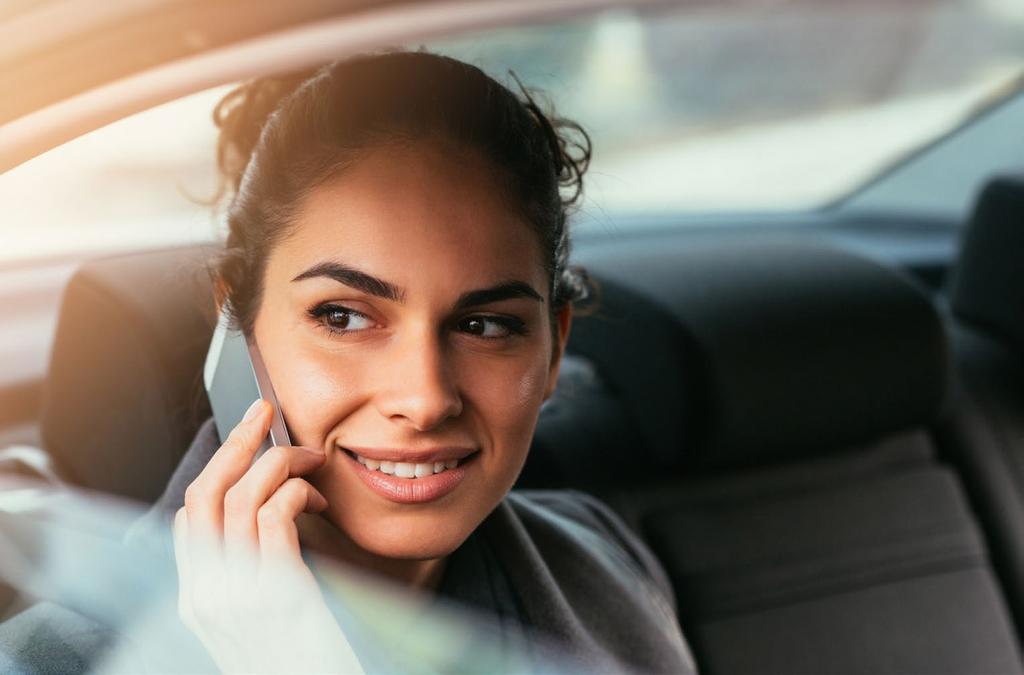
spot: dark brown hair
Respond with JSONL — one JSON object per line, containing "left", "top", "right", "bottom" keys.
{"left": 211, "top": 50, "right": 594, "bottom": 343}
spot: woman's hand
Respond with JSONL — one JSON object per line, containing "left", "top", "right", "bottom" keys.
{"left": 174, "top": 399, "right": 363, "bottom": 674}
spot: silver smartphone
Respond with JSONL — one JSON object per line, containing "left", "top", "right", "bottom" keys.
{"left": 204, "top": 306, "right": 291, "bottom": 455}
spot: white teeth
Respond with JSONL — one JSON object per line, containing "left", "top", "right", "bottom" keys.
{"left": 347, "top": 447, "right": 468, "bottom": 478}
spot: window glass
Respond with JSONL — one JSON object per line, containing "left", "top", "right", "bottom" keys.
{"left": 427, "top": 1, "right": 1024, "bottom": 214}
{"left": 3, "top": 0, "right": 1023, "bottom": 265}
{"left": 0, "top": 86, "right": 228, "bottom": 266}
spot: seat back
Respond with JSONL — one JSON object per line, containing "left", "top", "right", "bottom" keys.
{"left": 938, "top": 173, "right": 1024, "bottom": 641}
{"left": 531, "top": 240, "right": 1022, "bottom": 673}
{"left": 40, "top": 236, "right": 1024, "bottom": 673}
{"left": 40, "top": 245, "right": 216, "bottom": 502}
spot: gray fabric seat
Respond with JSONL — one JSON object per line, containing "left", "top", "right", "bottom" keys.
{"left": 34, "top": 236, "right": 1024, "bottom": 673}
{"left": 938, "top": 173, "right": 1024, "bottom": 642}
{"left": 530, "top": 241, "right": 1023, "bottom": 673}
{"left": 40, "top": 245, "right": 217, "bottom": 504}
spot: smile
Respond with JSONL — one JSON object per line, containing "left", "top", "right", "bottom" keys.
{"left": 339, "top": 446, "right": 479, "bottom": 504}
{"left": 351, "top": 452, "right": 460, "bottom": 478}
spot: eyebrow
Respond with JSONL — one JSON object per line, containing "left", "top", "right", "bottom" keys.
{"left": 291, "top": 261, "right": 544, "bottom": 309}
{"left": 456, "top": 281, "right": 545, "bottom": 310}
{"left": 292, "top": 261, "right": 404, "bottom": 302}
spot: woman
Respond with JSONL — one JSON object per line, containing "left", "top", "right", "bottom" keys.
{"left": 155, "top": 51, "right": 694, "bottom": 673}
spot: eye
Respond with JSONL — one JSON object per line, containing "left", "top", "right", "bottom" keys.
{"left": 308, "top": 303, "right": 376, "bottom": 335}
{"left": 457, "top": 315, "right": 528, "bottom": 340}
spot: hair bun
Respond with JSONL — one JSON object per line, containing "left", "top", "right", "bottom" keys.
{"left": 213, "top": 68, "right": 319, "bottom": 199}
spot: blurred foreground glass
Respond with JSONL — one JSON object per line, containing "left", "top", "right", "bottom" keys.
{"left": 1, "top": 0, "right": 1023, "bottom": 265}
{"left": 0, "top": 476, "right": 577, "bottom": 673}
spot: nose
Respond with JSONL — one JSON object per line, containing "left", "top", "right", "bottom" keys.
{"left": 375, "top": 324, "right": 463, "bottom": 431}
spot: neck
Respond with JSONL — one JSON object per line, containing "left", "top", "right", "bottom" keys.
{"left": 295, "top": 512, "right": 447, "bottom": 590}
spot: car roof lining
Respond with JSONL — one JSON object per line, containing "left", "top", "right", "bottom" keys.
{"left": 0, "top": 0, "right": 658, "bottom": 172}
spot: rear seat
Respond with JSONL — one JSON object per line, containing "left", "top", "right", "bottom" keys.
{"left": 937, "top": 173, "right": 1024, "bottom": 640}
{"left": 35, "top": 236, "right": 1024, "bottom": 673}
{"left": 526, "top": 241, "right": 1022, "bottom": 673}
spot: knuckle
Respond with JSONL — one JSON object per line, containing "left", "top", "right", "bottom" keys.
{"left": 225, "top": 419, "right": 256, "bottom": 447}
{"left": 256, "top": 503, "right": 286, "bottom": 530}
{"left": 183, "top": 482, "right": 207, "bottom": 511}
{"left": 222, "top": 486, "right": 252, "bottom": 518}
{"left": 222, "top": 430, "right": 250, "bottom": 455}
{"left": 252, "top": 446, "right": 289, "bottom": 482}
{"left": 262, "top": 445, "right": 287, "bottom": 467}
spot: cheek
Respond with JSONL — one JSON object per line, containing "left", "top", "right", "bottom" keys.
{"left": 258, "top": 327, "right": 359, "bottom": 448}
{"left": 277, "top": 362, "right": 349, "bottom": 445}
{"left": 459, "top": 352, "right": 550, "bottom": 462}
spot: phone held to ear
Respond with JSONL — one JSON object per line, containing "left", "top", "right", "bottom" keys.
{"left": 204, "top": 306, "right": 291, "bottom": 454}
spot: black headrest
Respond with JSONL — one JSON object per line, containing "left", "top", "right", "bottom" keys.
{"left": 42, "top": 239, "right": 949, "bottom": 499}
{"left": 41, "top": 246, "right": 216, "bottom": 502}
{"left": 950, "top": 174, "right": 1024, "bottom": 350}
{"left": 583, "top": 240, "right": 949, "bottom": 469}
{"left": 520, "top": 279, "right": 693, "bottom": 488}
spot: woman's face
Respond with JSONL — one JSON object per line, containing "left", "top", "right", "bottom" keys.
{"left": 252, "top": 139, "right": 571, "bottom": 561}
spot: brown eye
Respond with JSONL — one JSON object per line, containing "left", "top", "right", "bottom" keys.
{"left": 458, "top": 316, "right": 525, "bottom": 339}
{"left": 325, "top": 309, "right": 351, "bottom": 329}
{"left": 463, "top": 318, "right": 490, "bottom": 336}
{"left": 308, "top": 304, "right": 375, "bottom": 335}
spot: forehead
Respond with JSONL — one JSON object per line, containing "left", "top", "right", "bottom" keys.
{"left": 270, "top": 140, "right": 548, "bottom": 294}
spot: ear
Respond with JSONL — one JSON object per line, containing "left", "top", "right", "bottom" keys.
{"left": 542, "top": 303, "right": 573, "bottom": 402}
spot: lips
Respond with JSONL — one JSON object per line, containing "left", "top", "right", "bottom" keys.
{"left": 339, "top": 446, "right": 478, "bottom": 504}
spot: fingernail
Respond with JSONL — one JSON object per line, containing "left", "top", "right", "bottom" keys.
{"left": 243, "top": 399, "right": 264, "bottom": 422}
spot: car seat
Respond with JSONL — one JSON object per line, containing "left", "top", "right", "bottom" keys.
{"left": 938, "top": 173, "right": 1024, "bottom": 642}
{"left": 37, "top": 237, "right": 1024, "bottom": 674}
{"left": 527, "top": 239, "right": 1023, "bottom": 674}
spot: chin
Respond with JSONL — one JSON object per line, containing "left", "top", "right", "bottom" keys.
{"left": 346, "top": 511, "right": 474, "bottom": 561}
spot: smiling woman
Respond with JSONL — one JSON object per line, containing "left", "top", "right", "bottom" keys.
{"left": 256, "top": 137, "right": 563, "bottom": 568}
{"left": 123, "top": 50, "right": 695, "bottom": 673}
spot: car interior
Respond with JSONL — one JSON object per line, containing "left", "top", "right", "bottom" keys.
{"left": 5, "top": 169, "right": 1018, "bottom": 673}
{"left": 2, "top": 2, "right": 1024, "bottom": 674}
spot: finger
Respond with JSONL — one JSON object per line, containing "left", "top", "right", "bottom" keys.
{"left": 173, "top": 508, "right": 195, "bottom": 630}
{"left": 256, "top": 478, "right": 329, "bottom": 565}
{"left": 175, "top": 505, "right": 226, "bottom": 635}
{"left": 184, "top": 399, "right": 272, "bottom": 545}
{"left": 223, "top": 445, "right": 326, "bottom": 578}
{"left": 196, "top": 398, "right": 274, "bottom": 494}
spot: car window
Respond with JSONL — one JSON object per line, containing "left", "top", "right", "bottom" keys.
{"left": 427, "top": 2, "right": 1024, "bottom": 216}
{"left": 2, "top": 0, "right": 1022, "bottom": 266}
{"left": 0, "top": 85, "right": 230, "bottom": 267}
